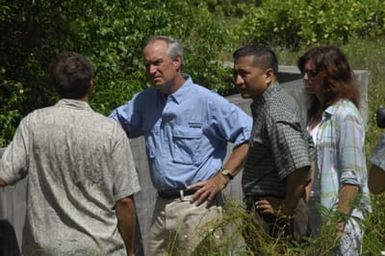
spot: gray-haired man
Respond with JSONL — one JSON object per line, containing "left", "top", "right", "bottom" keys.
{"left": 111, "top": 36, "right": 252, "bottom": 254}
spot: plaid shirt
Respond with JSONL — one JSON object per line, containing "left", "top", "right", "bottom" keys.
{"left": 242, "top": 83, "right": 313, "bottom": 198}
{"left": 315, "top": 99, "right": 371, "bottom": 213}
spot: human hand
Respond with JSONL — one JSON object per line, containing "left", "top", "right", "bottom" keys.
{"left": 335, "top": 211, "right": 348, "bottom": 238}
{"left": 255, "top": 199, "right": 276, "bottom": 215}
{"left": 304, "top": 185, "right": 313, "bottom": 203}
{"left": 336, "top": 221, "right": 345, "bottom": 238}
{"left": 188, "top": 174, "right": 228, "bottom": 206}
{"left": 255, "top": 197, "right": 282, "bottom": 215}
{"left": 255, "top": 197, "right": 294, "bottom": 218}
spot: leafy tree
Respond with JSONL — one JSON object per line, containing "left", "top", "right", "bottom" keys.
{"left": 236, "top": 0, "right": 385, "bottom": 48}
{"left": 0, "top": 0, "right": 232, "bottom": 146}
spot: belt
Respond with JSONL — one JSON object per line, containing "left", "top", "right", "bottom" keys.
{"left": 158, "top": 189, "right": 197, "bottom": 200}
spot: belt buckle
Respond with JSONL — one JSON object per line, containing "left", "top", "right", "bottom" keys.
{"left": 179, "top": 190, "right": 184, "bottom": 201}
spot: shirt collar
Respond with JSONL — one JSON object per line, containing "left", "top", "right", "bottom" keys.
{"left": 252, "top": 81, "right": 280, "bottom": 106}
{"left": 167, "top": 76, "right": 193, "bottom": 104}
{"left": 324, "top": 105, "right": 336, "bottom": 117}
{"left": 55, "top": 98, "right": 93, "bottom": 111}
{"left": 322, "top": 99, "right": 353, "bottom": 121}
{"left": 323, "top": 99, "right": 348, "bottom": 118}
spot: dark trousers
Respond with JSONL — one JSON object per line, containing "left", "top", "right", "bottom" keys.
{"left": 0, "top": 220, "right": 21, "bottom": 256}
{"left": 243, "top": 197, "right": 311, "bottom": 253}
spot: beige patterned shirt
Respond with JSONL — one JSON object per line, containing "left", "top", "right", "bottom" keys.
{"left": 0, "top": 99, "right": 140, "bottom": 256}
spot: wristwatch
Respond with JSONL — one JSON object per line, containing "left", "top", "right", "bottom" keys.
{"left": 220, "top": 169, "right": 234, "bottom": 180}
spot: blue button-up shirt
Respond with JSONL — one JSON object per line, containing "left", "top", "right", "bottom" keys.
{"left": 110, "top": 77, "right": 252, "bottom": 191}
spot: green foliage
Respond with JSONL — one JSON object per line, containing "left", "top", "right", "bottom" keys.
{"left": 3, "top": 0, "right": 385, "bottom": 145}
{"left": 0, "top": 0, "right": 231, "bottom": 144}
{"left": 2, "top": 1, "right": 385, "bottom": 254}
{"left": 237, "top": 0, "right": 385, "bottom": 48}
{"left": 0, "top": 71, "right": 25, "bottom": 147}
{"left": 194, "top": 199, "right": 361, "bottom": 255}
{"left": 201, "top": 0, "right": 261, "bottom": 17}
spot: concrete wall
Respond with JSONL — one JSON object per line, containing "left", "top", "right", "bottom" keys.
{"left": 0, "top": 66, "right": 368, "bottom": 255}
{"left": 278, "top": 65, "right": 369, "bottom": 124}
{"left": 0, "top": 148, "right": 26, "bottom": 255}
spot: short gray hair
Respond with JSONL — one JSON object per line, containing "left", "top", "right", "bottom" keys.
{"left": 145, "top": 35, "right": 184, "bottom": 62}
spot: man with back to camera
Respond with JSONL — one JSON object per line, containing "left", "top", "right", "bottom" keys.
{"left": 110, "top": 35, "right": 252, "bottom": 255}
{"left": 0, "top": 52, "right": 140, "bottom": 256}
{"left": 232, "top": 45, "right": 313, "bottom": 249}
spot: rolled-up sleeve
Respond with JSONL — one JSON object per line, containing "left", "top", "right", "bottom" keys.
{"left": 0, "top": 118, "right": 29, "bottom": 185}
{"left": 111, "top": 126, "right": 141, "bottom": 202}
{"left": 110, "top": 93, "right": 144, "bottom": 138}
{"left": 208, "top": 94, "right": 252, "bottom": 147}
{"left": 269, "top": 119, "right": 312, "bottom": 180}
{"left": 337, "top": 113, "right": 365, "bottom": 186}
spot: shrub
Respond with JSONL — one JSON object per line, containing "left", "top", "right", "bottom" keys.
{"left": 0, "top": 0, "right": 232, "bottom": 145}
{"left": 236, "top": 0, "right": 385, "bottom": 48}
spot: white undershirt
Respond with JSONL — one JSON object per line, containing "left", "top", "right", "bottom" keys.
{"left": 307, "top": 122, "right": 321, "bottom": 198}
{"left": 308, "top": 122, "right": 320, "bottom": 146}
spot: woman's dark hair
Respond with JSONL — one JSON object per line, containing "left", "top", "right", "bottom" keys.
{"left": 297, "top": 46, "right": 359, "bottom": 120}
{"left": 51, "top": 52, "right": 93, "bottom": 99}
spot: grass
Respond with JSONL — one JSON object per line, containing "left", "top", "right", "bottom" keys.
{"left": 191, "top": 199, "right": 348, "bottom": 255}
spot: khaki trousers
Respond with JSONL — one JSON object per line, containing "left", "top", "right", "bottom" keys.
{"left": 149, "top": 194, "right": 223, "bottom": 256}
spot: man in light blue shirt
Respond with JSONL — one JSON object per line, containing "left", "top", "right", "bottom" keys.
{"left": 111, "top": 36, "right": 252, "bottom": 255}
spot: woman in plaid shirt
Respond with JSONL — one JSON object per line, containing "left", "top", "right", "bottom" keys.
{"left": 297, "top": 46, "right": 371, "bottom": 256}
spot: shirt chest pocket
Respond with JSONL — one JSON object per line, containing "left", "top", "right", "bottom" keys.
{"left": 145, "top": 124, "right": 160, "bottom": 159}
{"left": 250, "top": 127, "right": 265, "bottom": 147}
{"left": 171, "top": 127, "right": 203, "bottom": 165}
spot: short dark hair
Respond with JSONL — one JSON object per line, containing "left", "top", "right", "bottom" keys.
{"left": 51, "top": 52, "right": 93, "bottom": 99}
{"left": 233, "top": 45, "right": 279, "bottom": 74}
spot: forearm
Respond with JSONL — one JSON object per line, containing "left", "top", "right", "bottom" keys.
{"left": 116, "top": 196, "right": 136, "bottom": 255}
{"left": 303, "top": 162, "right": 316, "bottom": 203}
{"left": 337, "top": 184, "right": 359, "bottom": 215}
{"left": 222, "top": 142, "right": 249, "bottom": 177}
{"left": 284, "top": 166, "right": 309, "bottom": 210}
{"left": 368, "top": 165, "right": 385, "bottom": 194}
{"left": 215, "top": 142, "right": 249, "bottom": 187}
{"left": 306, "top": 161, "right": 316, "bottom": 190}
{"left": 188, "top": 142, "right": 249, "bottom": 205}
{"left": 0, "top": 177, "right": 7, "bottom": 187}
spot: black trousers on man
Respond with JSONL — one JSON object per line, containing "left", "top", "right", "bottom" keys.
{"left": 243, "top": 197, "right": 311, "bottom": 254}
{"left": 0, "top": 220, "right": 21, "bottom": 256}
